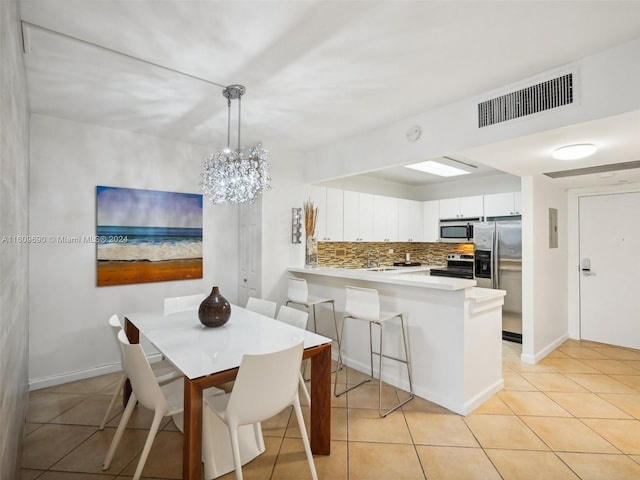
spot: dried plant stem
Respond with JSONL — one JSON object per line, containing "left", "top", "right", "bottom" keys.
{"left": 303, "top": 199, "right": 318, "bottom": 237}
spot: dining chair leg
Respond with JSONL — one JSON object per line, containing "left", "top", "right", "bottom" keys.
{"left": 99, "top": 374, "right": 125, "bottom": 430}
{"left": 228, "top": 424, "right": 244, "bottom": 480}
{"left": 299, "top": 372, "right": 311, "bottom": 405}
{"left": 311, "top": 304, "right": 318, "bottom": 332}
{"left": 252, "top": 422, "right": 265, "bottom": 453}
{"left": 132, "top": 412, "right": 164, "bottom": 480}
{"left": 103, "top": 392, "right": 137, "bottom": 470}
{"left": 293, "top": 398, "right": 319, "bottom": 480}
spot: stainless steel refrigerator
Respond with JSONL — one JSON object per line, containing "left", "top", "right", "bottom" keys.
{"left": 474, "top": 220, "right": 522, "bottom": 343}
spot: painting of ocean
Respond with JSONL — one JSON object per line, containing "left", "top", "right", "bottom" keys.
{"left": 96, "top": 186, "right": 203, "bottom": 286}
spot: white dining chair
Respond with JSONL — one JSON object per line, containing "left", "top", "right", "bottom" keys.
{"left": 334, "top": 285, "right": 414, "bottom": 417}
{"left": 164, "top": 293, "right": 207, "bottom": 314}
{"left": 205, "top": 340, "right": 318, "bottom": 480}
{"left": 245, "top": 297, "right": 277, "bottom": 318}
{"left": 276, "top": 305, "right": 311, "bottom": 405}
{"left": 102, "top": 330, "right": 189, "bottom": 480}
{"left": 172, "top": 399, "right": 266, "bottom": 479}
{"left": 99, "top": 314, "right": 181, "bottom": 430}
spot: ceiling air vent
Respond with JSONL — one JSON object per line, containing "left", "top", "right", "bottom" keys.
{"left": 478, "top": 73, "right": 573, "bottom": 128}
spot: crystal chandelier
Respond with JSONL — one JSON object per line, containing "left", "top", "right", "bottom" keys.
{"left": 200, "top": 85, "right": 271, "bottom": 204}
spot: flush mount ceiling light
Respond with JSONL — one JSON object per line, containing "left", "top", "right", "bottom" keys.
{"left": 552, "top": 143, "right": 597, "bottom": 161}
{"left": 404, "top": 160, "right": 471, "bottom": 177}
{"left": 200, "top": 85, "right": 271, "bottom": 204}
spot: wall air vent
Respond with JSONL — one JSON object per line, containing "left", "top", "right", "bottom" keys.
{"left": 478, "top": 73, "right": 573, "bottom": 128}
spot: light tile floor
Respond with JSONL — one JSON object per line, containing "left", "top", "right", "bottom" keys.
{"left": 21, "top": 339, "right": 640, "bottom": 479}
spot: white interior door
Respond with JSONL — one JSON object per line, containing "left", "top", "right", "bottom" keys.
{"left": 579, "top": 192, "right": 640, "bottom": 349}
{"left": 238, "top": 198, "right": 262, "bottom": 307}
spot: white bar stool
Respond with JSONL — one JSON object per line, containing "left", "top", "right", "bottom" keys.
{"left": 286, "top": 277, "right": 342, "bottom": 367}
{"left": 334, "top": 285, "right": 414, "bottom": 417}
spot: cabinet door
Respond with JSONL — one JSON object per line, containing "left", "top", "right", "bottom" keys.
{"left": 325, "top": 188, "right": 344, "bottom": 241}
{"left": 483, "top": 192, "right": 512, "bottom": 217}
{"left": 409, "top": 200, "right": 423, "bottom": 241}
{"left": 439, "top": 198, "right": 460, "bottom": 219}
{"left": 398, "top": 199, "right": 422, "bottom": 241}
{"left": 358, "top": 193, "right": 374, "bottom": 241}
{"left": 372, "top": 195, "right": 399, "bottom": 242}
{"left": 513, "top": 191, "right": 522, "bottom": 215}
{"left": 343, "top": 190, "right": 359, "bottom": 241}
{"left": 385, "top": 197, "right": 399, "bottom": 241}
{"left": 460, "top": 195, "right": 484, "bottom": 218}
{"left": 309, "top": 186, "right": 327, "bottom": 240}
{"left": 484, "top": 192, "right": 522, "bottom": 217}
{"left": 423, "top": 200, "right": 439, "bottom": 242}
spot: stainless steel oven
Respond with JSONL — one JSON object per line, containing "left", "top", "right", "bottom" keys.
{"left": 438, "top": 218, "right": 481, "bottom": 243}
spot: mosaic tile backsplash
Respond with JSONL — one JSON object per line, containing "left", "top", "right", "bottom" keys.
{"left": 317, "top": 242, "right": 474, "bottom": 269}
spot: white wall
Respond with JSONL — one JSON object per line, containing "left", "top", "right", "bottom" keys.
{"left": 28, "top": 115, "right": 240, "bottom": 388}
{"left": 520, "top": 176, "right": 568, "bottom": 363}
{"left": 260, "top": 150, "right": 310, "bottom": 304}
{"left": 303, "top": 38, "right": 640, "bottom": 185}
{"left": 1, "top": 0, "right": 31, "bottom": 476}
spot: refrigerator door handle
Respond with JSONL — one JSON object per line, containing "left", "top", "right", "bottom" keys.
{"left": 493, "top": 230, "right": 499, "bottom": 289}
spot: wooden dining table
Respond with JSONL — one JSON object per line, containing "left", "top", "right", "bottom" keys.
{"left": 124, "top": 305, "right": 332, "bottom": 479}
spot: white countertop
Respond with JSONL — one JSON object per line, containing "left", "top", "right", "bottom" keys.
{"left": 288, "top": 265, "right": 477, "bottom": 291}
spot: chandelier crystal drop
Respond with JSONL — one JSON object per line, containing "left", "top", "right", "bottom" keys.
{"left": 200, "top": 85, "right": 271, "bottom": 204}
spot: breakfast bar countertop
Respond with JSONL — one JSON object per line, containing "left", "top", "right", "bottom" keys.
{"left": 288, "top": 265, "right": 477, "bottom": 291}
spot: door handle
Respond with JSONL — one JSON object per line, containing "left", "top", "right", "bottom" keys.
{"left": 581, "top": 258, "right": 595, "bottom": 276}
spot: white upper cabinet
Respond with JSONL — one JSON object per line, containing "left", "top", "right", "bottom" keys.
{"left": 308, "top": 185, "right": 327, "bottom": 240}
{"left": 343, "top": 191, "right": 373, "bottom": 241}
{"left": 439, "top": 195, "right": 484, "bottom": 219}
{"left": 423, "top": 200, "right": 439, "bottom": 242}
{"left": 372, "top": 195, "right": 399, "bottom": 242}
{"left": 309, "top": 186, "right": 344, "bottom": 241}
{"left": 484, "top": 192, "right": 522, "bottom": 217}
{"left": 398, "top": 199, "right": 423, "bottom": 242}
{"left": 325, "top": 188, "right": 344, "bottom": 240}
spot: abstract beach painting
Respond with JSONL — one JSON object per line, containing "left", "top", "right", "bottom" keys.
{"left": 96, "top": 186, "right": 203, "bottom": 286}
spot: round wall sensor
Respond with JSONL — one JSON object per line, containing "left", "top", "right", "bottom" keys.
{"left": 406, "top": 125, "right": 422, "bottom": 142}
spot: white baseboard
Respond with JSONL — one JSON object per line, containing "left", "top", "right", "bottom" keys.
{"left": 29, "top": 363, "right": 122, "bottom": 391}
{"left": 520, "top": 332, "right": 569, "bottom": 364}
{"left": 28, "top": 353, "right": 164, "bottom": 391}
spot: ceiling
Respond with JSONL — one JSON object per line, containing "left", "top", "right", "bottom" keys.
{"left": 19, "top": 0, "right": 640, "bottom": 189}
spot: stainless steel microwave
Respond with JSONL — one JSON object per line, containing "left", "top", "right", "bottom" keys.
{"left": 438, "top": 218, "right": 481, "bottom": 243}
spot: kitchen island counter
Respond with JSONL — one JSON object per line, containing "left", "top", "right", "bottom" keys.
{"left": 288, "top": 266, "right": 505, "bottom": 415}
{"left": 288, "top": 265, "right": 476, "bottom": 291}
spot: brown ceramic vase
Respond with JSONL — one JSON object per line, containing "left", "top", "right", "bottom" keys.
{"left": 198, "top": 286, "right": 231, "bottom": 327}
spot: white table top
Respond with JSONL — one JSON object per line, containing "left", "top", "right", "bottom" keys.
{"left": 126, "top": 305, "right": 332, "bottom": 380}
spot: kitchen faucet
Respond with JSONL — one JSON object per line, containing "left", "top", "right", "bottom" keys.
{"left": 367, "top": 249, "right": 380, "bottom": 268}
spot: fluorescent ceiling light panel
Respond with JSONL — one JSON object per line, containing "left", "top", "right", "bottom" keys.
{"left": 552, "top": 143, "right": 597, "bottom": 160}
{"left": 404, "top": 160, "right": 471, "bottom": 177}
